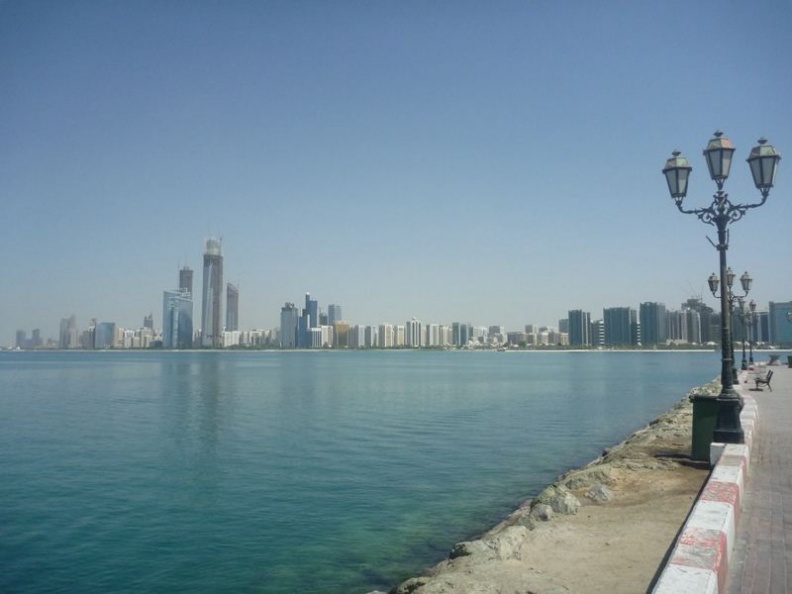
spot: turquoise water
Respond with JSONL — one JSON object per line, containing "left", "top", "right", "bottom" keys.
{"left": 0, "top": 350, "right": 717, "bottom": 593}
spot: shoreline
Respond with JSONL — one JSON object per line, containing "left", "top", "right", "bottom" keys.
{"left": 371, "top": 381, "right": 717, "bottom": 594}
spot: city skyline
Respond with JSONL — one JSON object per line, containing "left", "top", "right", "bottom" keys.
{"left": 2, "top": 2, "right": 790, "bottom": 345}
{"left": 10, "top": 277, "right": 792, "bottom": 349}
{"left": 7, "top": 229, "right": 792, "bottom": 345}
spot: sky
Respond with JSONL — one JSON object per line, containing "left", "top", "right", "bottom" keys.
{"left": 1, "top": 0, "right": 791, "bottom": 344}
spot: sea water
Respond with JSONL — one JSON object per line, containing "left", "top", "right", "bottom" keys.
{"left": 0, "top": 350, "right": 718, "bottom": 593}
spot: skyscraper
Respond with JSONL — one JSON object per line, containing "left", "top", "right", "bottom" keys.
{"left": 768, "top": 301, "right": 792, "bottom": 347}
{"left": 163, "top": 289, "right": 194, "bottom": 349}
{"left": 452, "top": 322, "right": 472, "bottom": 347}
{"left": 305, "top": 293, "right": 318, "bottom": 328}
{"left": 639, "top": 302, "right": 668, "bottom": 346}
{"left": 406, "top": 318, "right": 423, "bottom": 347}
{"left": 201, "top": 238, "right": 223, "bottom": 348}
{"left": 378, "top": 324, "right": 394, "bottom": 348}
{"left": 226, "top": 283, "right": 239, "bottom": 332}
{"left": 95, "top": 322, "right": 117, "bottom": 349}
{"left": 327, "top": 304, "right": 342, "bottom": 327}
{"left": 179, "top": 266, "right": 193, "bottom": 294}
{"left": 280, "top": 302, "right": 299, "bottom": 348}
{"left": 603, "top": 307, "right": 638, "bottom": 347}
{"left": 683, "top": 297, "right": 717, "bottom": 344}
{"left": 299, "top": 293, "right": 319, "bottom": 348}
{"left": 59, "top": 315, "right": 78, "bottom": 349}
{"left": 567, "top": 310, "right": 591, "bottom": 347}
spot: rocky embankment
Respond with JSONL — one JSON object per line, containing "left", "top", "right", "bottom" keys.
{"left": 369, "top": 381, "right": 718, "bottom": 594}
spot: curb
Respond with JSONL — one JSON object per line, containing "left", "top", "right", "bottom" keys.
{"left": 651, "top": 391, "right": 757, "bottom": 594}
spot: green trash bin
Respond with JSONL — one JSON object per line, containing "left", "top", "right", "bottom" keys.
{"left": 787, "top": 355, "right": 792, "bottom": 369}
{"left": 690, "top": 394, "right": 719, "bottom": 461}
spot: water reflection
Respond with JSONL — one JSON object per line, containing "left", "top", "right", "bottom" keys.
{"left": 158, "top": 353, "right": 233, "bottom": 495}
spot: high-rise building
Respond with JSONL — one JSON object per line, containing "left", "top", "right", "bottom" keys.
{"left": 406, "top": 318, "right": 423, "bottom": 347}
{"left": 567, "top": 310, "right": 591, "bottom": 347}
{"left": 768, "top": 301, "right": 792, "bottom": 347}
{"left": 163, "top": 289, "right": 193, "bottom": 349}
{"left": 365, "top": 325, "right": 378, "bottom": 348}
{"left": 95, "top": 322, "right": 117, "bottom": 349}
{"left": 427, "top": 324, "right": 441, "bottom": 347}
{"left": 452, "top": 322, "right": 472, "bottom": 347}
{"left": 684, "top": 308, "right": 702, "bottom": 344}
{"left": 143, "top": 313, "right": 154, "bottom": 331}
{"left": 378, "top": 324, "right": 394, "bottom": 348}
{"left": 591, "top": 320, "right": 605, "bottom": 347}
{"left": 328, "top": 304, "right": 342, "bottom": 327}
{"left": 298, "top": 293, "right": 319, "bottom": 347}
{"left": 333, "top": 322, "right": 350, "bottom": 348}
{"left": 683, "top": 297, "right": 717, "bottom": 344}
{"left": 297, "top": 312, "right": 312, "bottom": 348}
{"left": 305, "top": 293, "right": 318, "bottom": 328}
{"left": 201, "top": 238, "right": 223, "bottom": 348}
{"left": 639, "top": 302, "right": 668, "bottom": 346}
{"left": 603, "top": 307, "right": 638, "bottom": 347}
{"left": 280, "top": 302, "right": 299, "bottom": 348}
{"left": 487, "top": 326, "right": 505, "bottom": 344}
{"left": 179, "top": 266, "right": 193, "bottom": 295}
{"left": 667, "top": 310, "right": 687, "bottom": 343}
{"left": 59, "top": 315, "right": 78, "bottom": 349}
{"left": 349, "top": 325, "right": 364, "bottom": 349}
{"left": 31, "top": 329, "right": 41, "bottom": 348}
{"left": 226, "top": 283, "right": 239, "bottom": 332}
{"left": 755, "top": 310, "right": 770, "bottom": 344}
{"left": 15, "top": 330, "right": 26, "bottom": 349}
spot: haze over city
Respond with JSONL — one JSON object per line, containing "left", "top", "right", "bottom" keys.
{"left": 1, "top": 1, "right": 790, "bottom": 345}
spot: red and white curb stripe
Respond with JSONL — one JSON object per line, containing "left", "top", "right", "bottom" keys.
{"left": 652, "top": 392, "right": 757, "bottom": 594}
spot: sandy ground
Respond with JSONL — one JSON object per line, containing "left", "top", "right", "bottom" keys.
{"left": 388, "top": 390, "right": 712, "bottom": 594}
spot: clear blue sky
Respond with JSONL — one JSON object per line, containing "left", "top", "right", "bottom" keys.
{"left": 2, "top": 1, "right": 790, "bottom": 344}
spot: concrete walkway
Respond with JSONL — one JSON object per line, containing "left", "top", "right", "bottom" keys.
{"left": 727, "top": 359, "right": 792, "bottom": 593}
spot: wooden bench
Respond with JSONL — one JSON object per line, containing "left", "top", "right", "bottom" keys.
{"left": 755, "top": 369, "right": 774, "bottom": 391}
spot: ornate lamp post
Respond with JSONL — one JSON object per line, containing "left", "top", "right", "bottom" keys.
{"left": 708, "top": 269, "right": 751, "bottom": 381}
{"left": 662, "top": 132, "right": 781, "bottom": 444}
{"left": 748, "top": 299, "right": 756, "bottom": 365}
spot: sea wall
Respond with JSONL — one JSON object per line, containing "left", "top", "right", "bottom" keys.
{"left": 651, "top": 387, "right": 756, "bottom": 594}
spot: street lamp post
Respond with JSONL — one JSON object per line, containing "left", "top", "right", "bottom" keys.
{"left": 662, "top": 131, "right": 781, "bottom": 444}
{"left": 708, "top": 269, "right": 751, "bottom": 382}
{"left": 748, "top": 299, "right": 756, "bottom": 365}
{"left": 738, "top": 298, "right": 748, "bottom": 370}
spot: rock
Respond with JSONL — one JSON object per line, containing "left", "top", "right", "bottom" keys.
{"left": 562, "top": 465, "right": 615, "bottom": 490}
{"left": 530, "top": 503, "right": 554, "bottom": 521}
{"left": 535, "top": 484, "right": 581, "bottom": 515}
{"left": 392, "top": 576, "right": 430, "bottom": 594}
{"left": 448, "top": 539, "right": 489, "bottom": 559}
{"left": 448, "top": 526, "right": 530, "bottom": 563}
{"left": 516, "top": 515, "right": 537, "bottom": 531}
{"left": 486, "top": 525, "right": 530, "bottom": 560}
{"left": 586, "top": 484, "right": 614, "bottom": 502}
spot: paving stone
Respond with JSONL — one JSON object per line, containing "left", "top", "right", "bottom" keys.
{"left": 726, "top": 363, "right": 792, "bottom": 593}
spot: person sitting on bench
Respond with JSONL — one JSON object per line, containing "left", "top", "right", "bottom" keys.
{"left": 755, "top": 369, "right": 774, "bottom": 391}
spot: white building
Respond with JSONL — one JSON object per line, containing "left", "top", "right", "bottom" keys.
{"left": 378, "top": 324, "right": 394, "bottom": 348}
{"left": 406, "top": 318, "right": 423, "bottom": 347}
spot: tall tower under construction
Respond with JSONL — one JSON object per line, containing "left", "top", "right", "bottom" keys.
{"left": 201, "top": 238, "right": 223, "bottom": 348}
{"left": 179, "top": 266, "right": 193, "bottom": 295}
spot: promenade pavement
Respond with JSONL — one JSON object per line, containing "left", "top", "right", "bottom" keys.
{"left": 727, "top": 358, "right": 792, "bottom": 594}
